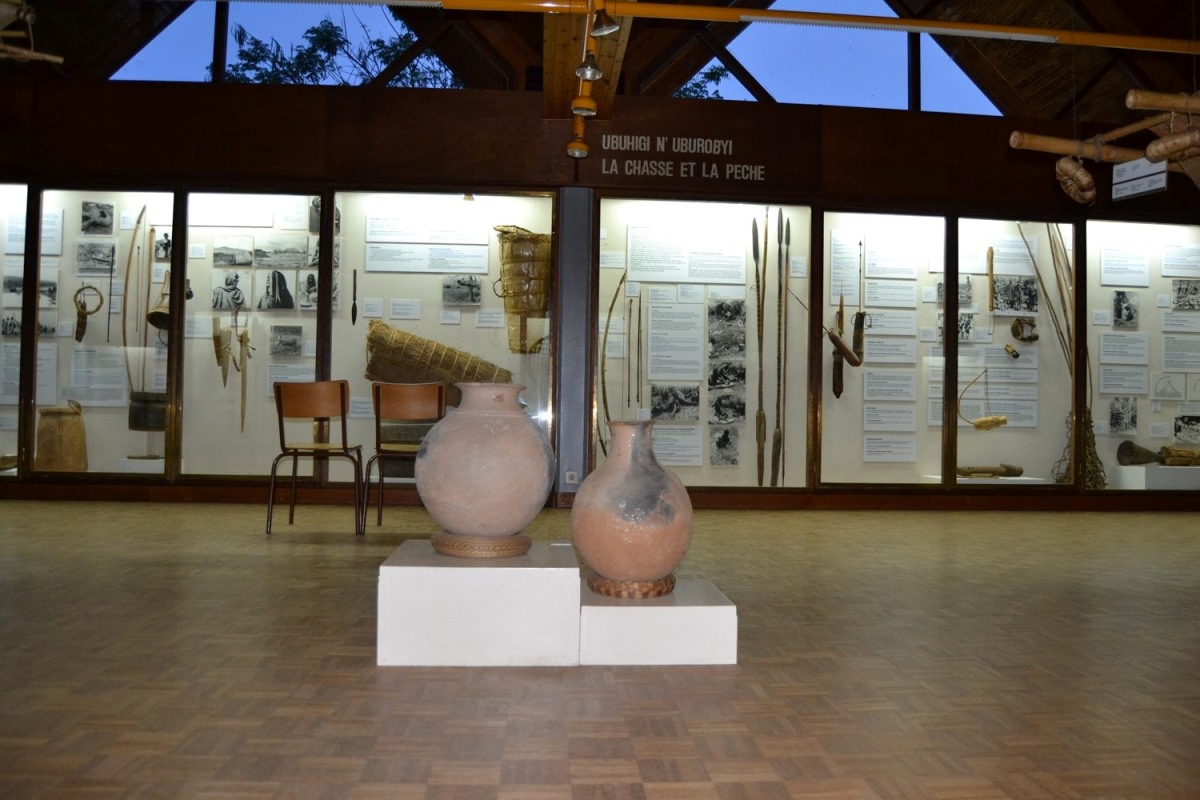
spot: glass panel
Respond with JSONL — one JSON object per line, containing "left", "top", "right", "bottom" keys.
{"left": 335, "top": 191, "right": 555, "bottom": 484}
{"left": 182, "top": 192, "right": 318, "bottom": 477}
{"left": 725, "top": 0, "right": 906, "bottom": 108}
{"left": 595, "top": 199, "right": 812, "bottom": 488}
{"left": 820, "top": 211, "right": 944, "bottom": 484}
{"left": 33, "top": 190, "right": 174, "bottom": 474}
{"left": 956, "top": 219, "right": 1075, "bottom": 487}
{"left": 1087, "top": 220, "right": 1200, "bottom": 491}
{"left": 1, "top": 184, "right": 28, "bottom": 475}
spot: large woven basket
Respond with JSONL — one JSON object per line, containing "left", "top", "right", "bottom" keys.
{"left": 364, "top": 320, "right": 511, "bottom": 406}
{"left": 493, "top": 225, "right": 551, "bottom": 354}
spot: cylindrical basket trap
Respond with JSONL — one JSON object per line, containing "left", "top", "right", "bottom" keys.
{"left": 493, "top": 225, "right": 551, "bottom": 354}
{"left": 129, "top": 390, "right": 168, "bottom": 432}
{"left": 34, "top": 400, "right": 88, "bottom": 472}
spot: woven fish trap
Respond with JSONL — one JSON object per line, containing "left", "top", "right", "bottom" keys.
{"left": 364, "top": 320, "right": 512, "bottom": 406}
{"left": 493, "top": 225, "right": 551, "bottom": 318}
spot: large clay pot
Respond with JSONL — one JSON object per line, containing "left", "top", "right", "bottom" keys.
{"left": 571, "top": 420, "right": 692, "bottom": 597}
{"left": 416, "top": 382, "right": 554, "bottom": 557}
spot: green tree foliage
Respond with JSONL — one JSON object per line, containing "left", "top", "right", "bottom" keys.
{"left": 219, "top": 16, "right": 461, "bottom": 88}
{"left": 674, "top": 64, "right": 732, "bottom": 99}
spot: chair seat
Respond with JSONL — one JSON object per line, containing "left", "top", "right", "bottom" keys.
{"left": 378, "top": 442, "right": 421, "bottom": 454}
{"left": 285, "top": 441, "right": 361, "bottom": 452}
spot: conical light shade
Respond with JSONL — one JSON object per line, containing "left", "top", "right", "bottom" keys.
{"left": 591, "top": 8, "right": 620, "bottom": 36}
{"left": 567, "top": 135, "right": 589, "bottom": 159}
{"left": 575, "top": 52, "right": 602, "bottom": 81}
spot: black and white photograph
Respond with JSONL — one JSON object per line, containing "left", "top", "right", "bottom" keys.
{"left": 992, "top": 274, "right": 1039, "bottom": 315}
{"left": 1109, "top": 396, "right": 1137, "bottom": 434}
{"left": 76, "top": 241, "right": 117, "bottom": 274}
{"left": 153, "top": 229, "right": 172, "bottom": 263}
{"left": 0, "top": 267, "right": 53, "bottom": 308}
{"left": 254, "top": 233, "right": 308, "bottom": 269}
{"left": 1174, "top": 414, "right": 1200, "bottom": 444}
{"left": 1, "top": 310, "right": 21, "bottom": 336}
{"left": 296, "top": 270, "right": 338, "bottom": 312}
{"left": 710, "top": 426, "right": 739, "bottom": 466}
{"left": 307, "top": 196, "right": 341, "bottom": 235}
{"left": 650, "top": 383, "right": 701, "bottom": 421}
{"left": 708, "top": 390, "right": 746, "bottom": 425}
{"left": 269, "top": 324, "right": 303, "bottom": 358}
{"left": 211, "top": 269, "right": 251, "bottom": 311}
{"left": 708, "top": 298, "right": 746, "bottom": 359}
{"left": 213, "top": 235, "right": 254, "bottom": 267}
{"left": 938, "top": 311, "right": 973, "bottom": 342}
{"left": 1171, "top": 279, "right": 1200, "bottom": 310}
{"left": 442, "top": 274, "right": 483, "bottom": 305}
{"left": 708, "top": 359, "right": 746, "bottom": 391}
{"left": 1113, "top": 290, "right": 1139, "bottom": 329}
{"left": 256, "top": 269, "right": 296, "bottom": 310}
{"left": 307, "top": 235, "right": 340, "bottom": 268}
{"left": 937, "top": 275, "right": 973, "bottom": 305}
{"left": 80, "top": 201, "right": 115, "bottom": 235}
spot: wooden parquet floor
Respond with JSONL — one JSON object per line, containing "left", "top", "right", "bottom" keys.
{"left": 0, "top": 501, "right": 1197, "bottom": 799}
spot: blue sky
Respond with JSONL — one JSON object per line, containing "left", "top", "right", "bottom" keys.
{"left": 113, "top": 0, "right": 998, "bottom": 116}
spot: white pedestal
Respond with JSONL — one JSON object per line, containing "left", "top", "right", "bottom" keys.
{"left": 579, "top": 579, "right": 738, "bottom": 665}
{"left": 1113, "top": 464, "right": 1200, "bottom": 490}
{"left": 377, "top": 539, "right": 581, "bottom": 666}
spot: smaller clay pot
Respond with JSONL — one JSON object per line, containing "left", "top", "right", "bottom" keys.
{"left": 571, "top": 420, "right": 692, "bottom": 597}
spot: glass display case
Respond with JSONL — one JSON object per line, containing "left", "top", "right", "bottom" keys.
{"left": 30, "top": 189, "right": 174, "bottom": 475}
{"left": 1086, "top": 220, "right": 1200, "bottom": 491}
{"left": 594, "top": 199, "right": 812, "bottom": 488}
{"left": 178, "top": 190, "right": 555, "bottom": 481}
{"left": 954, "top": 219, "right": 1076, "bottom": 487}
{"left": 1, "top": 183, "right": 28, "bottom": 476}
{"left": 819, "top": 211, "right": 945, "bottom": 484}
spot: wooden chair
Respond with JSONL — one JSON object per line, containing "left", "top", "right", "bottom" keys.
{"left": 364, "top": 381, "right": 446, "bottom": 526}
{"left": 267, "top": 380, "right": 364, "bottom": 536}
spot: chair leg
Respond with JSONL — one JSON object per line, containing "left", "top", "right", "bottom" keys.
{"left": 266, "top": 453, "right": 285, "bottom": 535}
{"left": 352, "top": 453, "right": 365, "bottom": 536}
{"left": 289, "top": 455, "right": 300, "bottom": 525}
{"left": 376, "top": 456, "right": 386, "bottom": 527}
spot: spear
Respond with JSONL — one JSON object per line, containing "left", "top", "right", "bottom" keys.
{"left": 752, "top": 216, "right": 765, "bottom": 487}
{"left": 770, "top": 207, "right": 784, "bottom": 486}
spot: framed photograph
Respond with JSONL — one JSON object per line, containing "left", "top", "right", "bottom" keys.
{"left": 1109, "top": 396, "right": 1137, "bottom": 434}
{"left": 153, "top": 228, "right": 172, "bottom": 263}
{"left": 76, "top": 241, "right": 117, "bottom": 274}
{"left": 1171, "top": 279, "right": 1200, "bottom": 311}
{"left": 255, "top": 269, "right": 296, "bottom": 310}
{"left": 992, "top": 274, "right": 1039, "bottom": 315}
{"left": 211, "top": 269, "right": 251, "bottom": 311}
{"left": 1174, "top": 415, "right": 1200, "bottom": 445}
{"left": 709, "top": 426, "right": 739, "bottom": 466}
{"left": 708, "top": 390, "right": 746, "bottom": 424}
{"left": 650, "top": 383, "right": 701, "bottom": 421}
{"left": 296, "top": 270, "right": 338, "bottom": 312}
{"left": 213, "top": 235, "right": 254, "bottom": 267}
{"left": 442, "top": 274, "right": 482, "bottom": 305}
{"left": 254, "top": 233, "right": 308, "bottom": 269}
{"left": 269, "top": 324, "right": 303, "bottom": 357}
{"left": 80, "top": 201, "right": 115, "bottom": 235}
{"left": 1112, "top": 290, "right": 1138, "bottom": 329}
{"left": 707, "top": 298, "right": 746, "bottom": 359}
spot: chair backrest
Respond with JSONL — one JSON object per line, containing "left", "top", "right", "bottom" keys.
{"left": 274, "top": 380, "right": 351, "bottom": 447}
{"left": 372, "top": 382, "right": 446, "bottom": 447}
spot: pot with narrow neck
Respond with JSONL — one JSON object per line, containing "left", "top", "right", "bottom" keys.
{"left": 570, "top": 420, "right": 692, "bottom": 596}
{"left": 415, "top": 382, "right": 554, "bottom": 556}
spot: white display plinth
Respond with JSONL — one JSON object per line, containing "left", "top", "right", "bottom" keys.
{"left": 579, "top": 579, "right": 737, "bottom": 665}
{"left": 378, "top": 539, "right": 581, "bottom": 667}
{"left": 1112, "top": 464, "right": 1200, "bottom": 490}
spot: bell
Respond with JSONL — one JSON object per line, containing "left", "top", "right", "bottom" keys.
{"left": 146, "top": 295, "right": 171, "bottom": 330}
{"left": 146, "top": 269, "right": 171, "bottom": 331}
